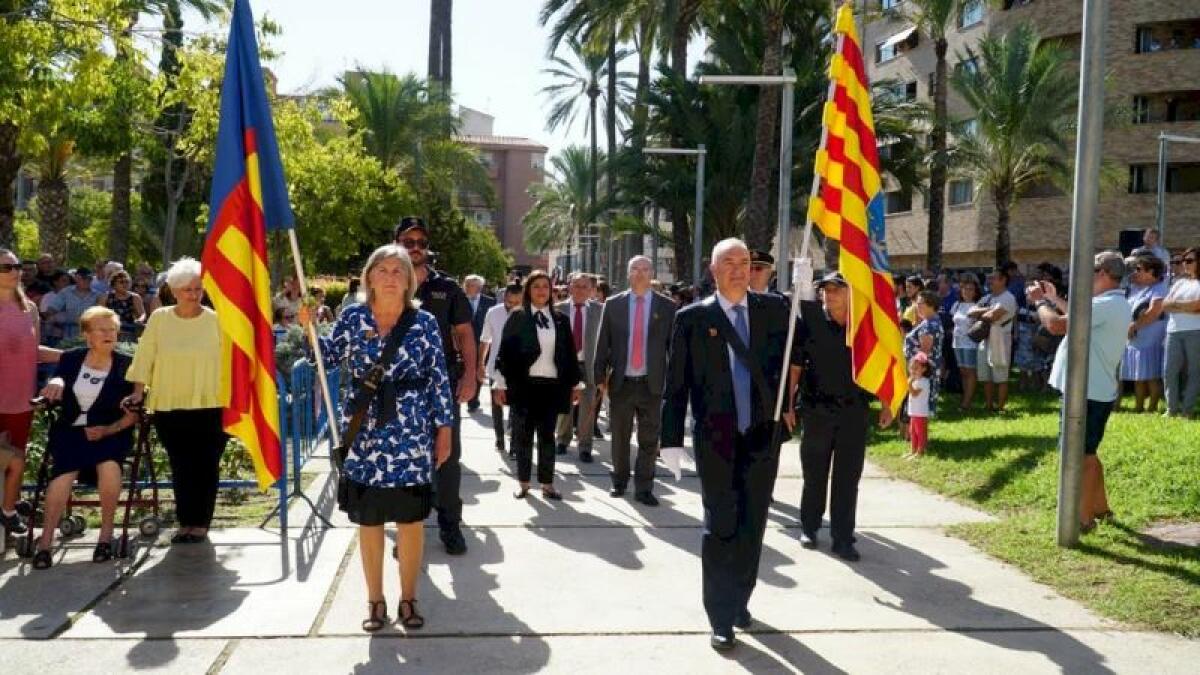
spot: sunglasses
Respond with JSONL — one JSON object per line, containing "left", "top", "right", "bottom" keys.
{"left": 1183, "top": 258, "right": 1197, "bottom": 264}
{"left": 0, "top": 263, "right": 21, "bottom": 273}
{"left": 399, "top": 238, "right": 429, "bottom": 250}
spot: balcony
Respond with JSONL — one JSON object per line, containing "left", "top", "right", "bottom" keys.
{"left": 1132, "top": 92, "right": 1200, "bottom": 125}
{"left": 1135, "top": 21, "right": 1200, "bottom": 55}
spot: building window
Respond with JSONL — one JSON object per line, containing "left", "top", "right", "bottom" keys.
{"left": 531, "top": 153, "right": 545, "bottom": 170}
{"left": 955, "top": 57, "right": 979, "bottom": 76}
{"left": 948, "top": 179, "right": 974, "bottom": 205}
{"left": 1132, "top": 96, "right": 1150, "bottom": 124}
{"left": 959, "top": 0, "right": 984, "bottom": 29}
{"left": 880, "top": 0, "right": 902, "bottom": 9}
{"left": 928, "top": 72, "right": 936, "bottom": 96}
{"left": 1167, "top": 165, "right": 1200, "bottom": 193}
{"left": 884, "top": 80, "right": 918, "bottom": 101}
{"left": 875, "top": 27, "right": 917, "bottom": 64}
{"left": 472, "top": 209, "right": 494, "bottom": 226}
{"left": 885, "top": 190, "right": 913, "bottom": 214}
{"left": 479, "top": 151, "right": 496, "bottom": 169}
{"left": 1135, "top": 27, "right": 1160, "bottom": 54}
{"left": 1129, "top": 165, "right": 1149, "bottom": 194}
{"left": 953, "top": 118, "right": 979, "bottom": 138}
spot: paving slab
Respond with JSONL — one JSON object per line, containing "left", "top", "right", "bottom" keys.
{"left": 219, "top": 630, "right": 1200, "bottom": 675}
{"left": 2, "top": 638, "right": 227, "bottom": 675}
{"left": 318, "top": 525, "right": 1107, "bottom": 637}
{"left": 0, "top": 539, "right": 145, "bottom": 638}
{"left": 65, "top": 527, "right": 353, "bottom": 638}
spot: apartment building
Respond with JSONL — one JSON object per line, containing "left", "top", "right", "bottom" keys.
{"left": 863, "top": 0, "right": 1200, "bottom": 269}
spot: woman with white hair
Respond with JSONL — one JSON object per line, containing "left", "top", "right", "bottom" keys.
{"left": 126, "top": 257, "right": 227, "bottom": 544}
{"left": 300, "top": 244, "right": 453, "bottom": 633}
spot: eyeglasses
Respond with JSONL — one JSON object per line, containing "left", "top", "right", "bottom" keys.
{"left": 399, "top": 238, "right": 429, "bottom": 250}
{"left": 1183, "top": 257, "right": 1197, "bottom": 265}
{"left": 0, "top": 263, "right": 20, "bottom": 273}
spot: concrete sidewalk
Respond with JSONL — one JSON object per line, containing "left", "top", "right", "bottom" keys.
{"left": 2, "top": 393, "right": 1197, "bottom": 674}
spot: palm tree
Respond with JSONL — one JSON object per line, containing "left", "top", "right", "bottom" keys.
{"left": 886, "top": 0, "right": 971, "bottom": 271}
{"left": 427, "top": 0, "right": 452, "bottom": 111}
{"left": 743, "top": 0, "right": 789, "bottom": 253}
{"left": 33, "top": 138, "right": 76, "bottom": 262}
{"left": 523, "top": 146, "right": 604, "bottom": 255}
{"left": 950, "top": 23, "right": 1076, "bottom": 267}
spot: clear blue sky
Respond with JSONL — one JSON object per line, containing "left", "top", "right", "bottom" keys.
{"left": 186, "top": 0, "right": 698, "bottom": 159}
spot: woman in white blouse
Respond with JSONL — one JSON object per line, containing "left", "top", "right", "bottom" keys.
{"left": 33, "top": 307, "right": 137, "bottom": 569}
{"left": 493, "top": 271, "right": 581, "bottom": 500}
{"left": 949, "top": 273, "right": 983, "bottom": 409}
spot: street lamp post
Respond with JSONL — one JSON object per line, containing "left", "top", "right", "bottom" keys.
{"left": 1155, "top": 133, "right": 1200, "bottom": 246}
{"left": 643, "top": 145, "right": 707, "bottom": 284}
{"left": 698, "top": 71, "right": 798, "bottom": 293}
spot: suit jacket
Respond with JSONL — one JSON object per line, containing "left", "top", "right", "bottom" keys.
{"left": 470, "top": 294, "right": 496, "bottom": 344}
{"left": 594, "top": 290, "right": 676, "bottom": 396}
{"left": 660, "top": 292, "right": 792, "bottom": 458}
{"left": 496, "top": 306, "right": 582, "bottom": 414}
{"left": 556, "top": 298, "right": 602, "bottom": 387}
{"left": 48, "top": 348, "right": 136, "bottom": 452}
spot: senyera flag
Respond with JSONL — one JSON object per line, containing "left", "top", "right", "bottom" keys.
{"left": 807, "top": 2, "right": 908, "bottom": 416}
{"left": 202, "top": 0, "right": 293, "bottom": 490}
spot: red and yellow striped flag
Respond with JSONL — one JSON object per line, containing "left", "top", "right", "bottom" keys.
{"left": 201, "top": 0, "right": 291, "bottom": 490}
{"left": 807, "top": 3, "right": 908, "bottom": 415}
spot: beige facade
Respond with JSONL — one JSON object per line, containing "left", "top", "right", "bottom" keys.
{"left": 862, "top": 0, "right": 1200, "bottom": 270}
{"left": 456, "top": 134, "right": 549, "bottom": 271}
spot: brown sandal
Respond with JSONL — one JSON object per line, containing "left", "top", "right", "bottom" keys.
{"left": 398, "top": 599, "right": 425, "bottom": 629}
{"left": 362, "top": 600, "right": 388, "bottom": 632}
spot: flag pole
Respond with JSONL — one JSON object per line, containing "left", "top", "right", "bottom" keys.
{"left": 772, "top": 12, "right": 845, "bottom": 424}
{"left": 286, "top": 229, "right": 341, "bottom": 450}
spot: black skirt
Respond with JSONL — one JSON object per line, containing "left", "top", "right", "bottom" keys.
{"left": 48, "top": 425, "right": 131, "bottom": 482}
{"left": 339, "top": 478, "right": 433, "bottom": 526}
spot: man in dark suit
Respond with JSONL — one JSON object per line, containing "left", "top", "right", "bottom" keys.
{"left": 595, "top": 256, "right": 676, "bottom": 504}
{"left": 465, "top": 274, "right": 495, "bottom": 413}
{"left": 555, "top": 273, "right": 603, "bottom": 462}
{"left": 661, "top": 238, "right": 797, "bottom": 652}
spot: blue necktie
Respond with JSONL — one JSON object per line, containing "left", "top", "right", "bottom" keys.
{"left": 732, "top": 305, "right": 752, "bottom": 433}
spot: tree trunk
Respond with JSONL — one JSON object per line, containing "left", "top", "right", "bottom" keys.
{"left": 0, "top": 121, "right": 19, "bottom": 250}
{"left": 995, "top": 193, "right": 1011, "bottom": 269}
{"left": 926, "top": 37, "right": 949, "bottom": 272}
{"left": 588, "top": 88, "right": 599, "bottom": 273}
{"left": 442, "top": 0, "right": 452, "bottom": 94}
{"left": 109, "top": 152, "right": 132, "bottom": 263}
{"left": 745, "top": 11, "right": 784, "bottom": 252}
{"left": 37, "top": 179, "right": 71, "bottom": 263}
{"left": 670, "top": 4, "right": 694, "bottom": 283}
{"left": 427, "top": 0, "right": 452, "bottom": 110}
{"left": 163, "top": 194, "right": 179, "bottom": 268}
{"left": 605, "top": 31, "right": 618, "bottom": 283}
{"left": 428, "top": 0, "right": 441, "bottom": 83}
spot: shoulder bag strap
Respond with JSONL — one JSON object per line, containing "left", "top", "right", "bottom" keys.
{"left": 337, "top": 308, "right": 419, "bottom": 468}
{"left": 709, "top": 308, "right": 774, "bottom": 421}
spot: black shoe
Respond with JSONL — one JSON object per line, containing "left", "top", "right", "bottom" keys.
{"left": 710, "top": 631, "right": 736, "bottom": 652}
{"left": 495, "top": 442, "right": 506, "bottom": 454}
{"left": 831, "top": 541, "right": 860, "bottom": 562}
{"left": 467, "top": 403, "right": 481, "bottom": 413}
{"left": 508, "top": 449, "right": 517, "bottom": 460}
{"left": 2, "top": 511, "right": 27, "bottom": 535}
{"left": 634, "top": 491, "right": 659, "bottom": 507}
{"left": 441, "top": 528, "right": 468, "bottom": 556}
{"left": 593, "top": 428, "right": 605, "bottom": 440}
{"left": 610, "top": 486, "right": 626, "bottom": 498}
{"left": 555, "top": 444, "right": 568, "bottom": 456}
{"left": 578, "top": 451, "right": 593, "bottom": 463}
{"left": 734, "top": 610, "right": 753, "bottom": 630}
{"left": 799, "top": 529, "right": 818, "bottom": 549}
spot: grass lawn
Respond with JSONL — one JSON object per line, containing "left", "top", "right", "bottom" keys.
{"left": 868, "top": 391, "right": 1200, "bottom": 637}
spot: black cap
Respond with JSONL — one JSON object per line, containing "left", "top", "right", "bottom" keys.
{"left": 815, "top": 271, "right": 848, "bottom": 288}
{"left": 750, "top": 249, "right": 775, "bottom": 266}
{"left": 394, "top": 216, "right": 428, "bottom": 240}
{"left": 73, "top": 267, "right": 93, "bottom": 277}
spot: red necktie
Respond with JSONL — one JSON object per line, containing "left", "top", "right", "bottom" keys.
{"left": 631, "top": 295, "right": 646, "bottom": 370}
{"left": 573, "top": 303, "right": 584, "bottom": 353}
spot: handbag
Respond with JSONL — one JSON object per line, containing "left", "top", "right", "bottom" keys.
{"left": 966, "top": 317, "right": 991, "bottom": 343}
{"left": 333, "top": 308, "right": 418, "bottom": 505}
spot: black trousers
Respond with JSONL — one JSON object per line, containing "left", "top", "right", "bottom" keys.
{"left": 512, "top": 378, "right": 562, "bottom": 485}
{"left": 155, "top": 408, "right": 227, "bottom": 529}
{"left": 491, "top": 397, "right": 506, "bottom": 452}
{"left": 697, "top": 423, "right": 780, "bottom": 634}
{"left": 434, "top": 393, "right": 463, "bottom": 532}
{"left": 799, "top": 403, "right": 870, "bottom": 544}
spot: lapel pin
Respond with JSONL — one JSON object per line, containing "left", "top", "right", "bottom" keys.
{"left": 708, "top": 328, "right": 718, "bottom": 337}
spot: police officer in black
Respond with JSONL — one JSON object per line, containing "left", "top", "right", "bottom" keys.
{"left": 790, "top": 272, "right": 894, "bottom": 562}
{"left": 395, "top": 216, "right": 477, "bottom": 555}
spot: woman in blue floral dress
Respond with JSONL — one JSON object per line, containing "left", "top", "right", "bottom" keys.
{"left": 904, "top": 290, "right": 945, "bottom": 415}
{"left": 303, "top": 244, "right": 453, "bottom": 633}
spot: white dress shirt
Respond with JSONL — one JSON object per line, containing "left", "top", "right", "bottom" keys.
{"left": 714, "top": 291, "right": 750, "bottom": 379}
{"left": 480, "top": 303, "right": 514, "bottom": 378}
{"left": 492, "top": 306, "right": 558, "bottom": 389}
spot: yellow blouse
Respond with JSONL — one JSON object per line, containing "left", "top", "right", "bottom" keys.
{"left": 127, "top": 306, "right": 225, "bottom": 412}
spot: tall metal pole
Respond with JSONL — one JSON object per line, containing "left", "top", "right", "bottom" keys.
{"left": 651, "top": 205, "right": 660, "bottom": 279}
{"left": 694, "top": 144, "right": 706, "bottom": 285}
{"left": 776, "top": 69, "right": 795, "bottom": 293}
{"left": 1057, "top": 0, "right": 1107, "bottom": 548}
{"left": 1155, "top": 133, "right": 1167, "bottom": 245}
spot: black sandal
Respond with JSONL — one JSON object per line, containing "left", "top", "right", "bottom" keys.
{"left": 32, "top": 549, "right": 52, "bottom": 570}
{"left": 513, "top": 486, "right": 530, "bottom": 499}
{"left": 362, "top": 600, "right": 388, "bottom": 633}
{"left": 93, "top": 541, "right": 113, "bottom": 563}
{"left": 398, "top": 599, "right": 425, "bottom": 629}
{"left": 541, "top": 487, "right": 563, "bottom": 501}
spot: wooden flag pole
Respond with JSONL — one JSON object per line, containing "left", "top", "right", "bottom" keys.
{"left": 286, "top": 229, "right": 341, "bottom": 450}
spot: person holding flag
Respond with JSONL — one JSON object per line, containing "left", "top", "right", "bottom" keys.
{"left": 794, "top": 2, "right": 906, "bottom": 562}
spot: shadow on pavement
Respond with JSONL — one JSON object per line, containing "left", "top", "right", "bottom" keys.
{"left": 0, "top": 547, "right": 129, "bottom": 638}
{"left": 851, "top": 532, "right": 1114, "bottom": 674}
{"left": 740, "top": 619, "right": 846, "bottom": 674}
{"left": 525, "top": 474, "right": 646, "bottom": 570}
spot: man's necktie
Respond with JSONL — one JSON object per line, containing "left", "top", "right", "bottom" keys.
{"left": 536, "top": 311, "right": 550, "bottom": 329}
{"left": 573, "top": 303, "right": 584, "bottom": 352}
{"left": 630, "top": 295, "right": 646, "bottom": 370}
{"left": 732, "top": 305, "right": 752, "bottom": 433}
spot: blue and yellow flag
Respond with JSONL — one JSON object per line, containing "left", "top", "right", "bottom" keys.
{"left": 201, "top": 0, "right": 293, "bottom": 489}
